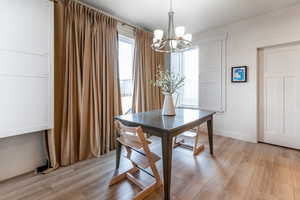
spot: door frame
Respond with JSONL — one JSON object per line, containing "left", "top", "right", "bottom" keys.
{"left": 257, "top": 41, "right": 300, "bottom": 144}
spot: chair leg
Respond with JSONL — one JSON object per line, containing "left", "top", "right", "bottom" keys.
{"left": 173, "top": 137, "right": 177, "bottom": 147}
{"left": 109, "top": 167, "right": 139, "bottom": 186}
{"left": 126, "top": 173, "right": 146, "bottom": 189}
{"left": 193, "top": 126, "right": 205, "bottom": 156}
{"left": 193, "top": 144, "right": 205, "bottom": 156}
{"left": 133, "top": 182, "right": 162, "bottom": 200}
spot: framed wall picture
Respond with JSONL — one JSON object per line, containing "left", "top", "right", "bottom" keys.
{"left": 231, "top": 66, "right": 248, "bottom": 83}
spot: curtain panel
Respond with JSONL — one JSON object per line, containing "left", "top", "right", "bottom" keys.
{"left": 47, "top": 0, "right": 122, "bottom": 168}
{"left": 132, "top": 29, "right": 165, "bottom": 113}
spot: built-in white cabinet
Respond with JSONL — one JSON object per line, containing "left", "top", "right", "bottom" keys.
{"left": 0, "top": 0, "right": 53, "bottom": 138}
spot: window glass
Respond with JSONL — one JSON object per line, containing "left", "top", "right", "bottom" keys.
{"left": 171, "top": 48, "right": 199, "bottom": 107}
{"left": 118, "top": 35, "right": 135, "bottom": 114}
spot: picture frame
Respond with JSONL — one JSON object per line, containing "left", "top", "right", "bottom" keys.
{"left": 231, "top": 66, "right": 248, "bottom": 83}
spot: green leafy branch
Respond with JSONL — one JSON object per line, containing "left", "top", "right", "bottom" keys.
{"left": 150, "top": 66, "right": 185, "bottom": 94}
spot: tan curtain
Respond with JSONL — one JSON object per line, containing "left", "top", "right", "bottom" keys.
{"left": 132, "top": 29, "right": 165, "bottom": 113}
{"left": 47, "top": 0, "right": 122, "bottom": 168}
{"left": 45, "top": 0, "right": 66, "bottom": 170}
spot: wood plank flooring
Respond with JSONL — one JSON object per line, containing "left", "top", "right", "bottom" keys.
{"left": 1, "top": 133, "right": 300, "bottom": 200}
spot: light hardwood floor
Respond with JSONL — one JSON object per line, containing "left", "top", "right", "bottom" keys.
{"left": 1, "top": 133, "right": 300, "bottom": 200}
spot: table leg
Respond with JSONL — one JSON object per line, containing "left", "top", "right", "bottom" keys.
{"left": 115, "top": 140, "right": 122, "bottom": 169}
{"left": 207, "top": 119, "right": 214, "bottom": 155}
{"left": 161, "top": 135, "right": 173, "bottom": 200}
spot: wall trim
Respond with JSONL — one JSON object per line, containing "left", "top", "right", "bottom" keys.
{"left": 214, "top": 130, "right": 257, "bottom": 143}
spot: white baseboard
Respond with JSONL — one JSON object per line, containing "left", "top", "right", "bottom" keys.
{"left": 0, "top": 132, "right": 47, "bottom": 181}
{"left": 214, "top": 130, "right": 257, "bottom": 143}
{"left": 199, "top": 125, "right": 257, "bottom": 143}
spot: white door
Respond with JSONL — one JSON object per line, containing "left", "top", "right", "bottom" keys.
{"left": 259, "top": 43, "right": 300, "bottom": 149}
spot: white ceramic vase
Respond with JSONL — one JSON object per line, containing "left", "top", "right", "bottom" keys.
{"left": 162, "top": 93, "right": 176, "bottom": 116}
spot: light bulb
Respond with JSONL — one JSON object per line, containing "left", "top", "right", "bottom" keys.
{"left": 170, "top": 40, "right": 178, "bottom": 48}
{"left": 154, "top": 29, "right": 164, "bottom": 40}
{"left": 183, "top": 33, "right": 192, "bottom": 42}
{"left": 175, "top": 26, "right": 185, "bottom": 38}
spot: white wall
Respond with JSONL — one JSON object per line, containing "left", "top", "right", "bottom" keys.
{"left": 0, "top": 132, "right": 47, "bottom": 181}
{"left": 194, "top": 4, "right": 300, "bottom": 142}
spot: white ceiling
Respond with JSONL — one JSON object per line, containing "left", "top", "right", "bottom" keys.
{"left": 83, "top": 0, "right": 300, "bottom": 34}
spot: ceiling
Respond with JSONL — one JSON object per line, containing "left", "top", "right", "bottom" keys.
{"left": 83, "top": 0, "right": 300, "bottom": 34}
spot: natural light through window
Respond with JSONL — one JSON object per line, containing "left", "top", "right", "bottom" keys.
{"left": 171, "top": 48, "right": 199, "bottom": 107}
{"left": 118, "top": 35, "right": 135, "bottom": 114}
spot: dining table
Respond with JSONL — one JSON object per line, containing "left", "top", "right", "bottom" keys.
{"left": 114, "top": 107, "right": 216, "bottom": 200}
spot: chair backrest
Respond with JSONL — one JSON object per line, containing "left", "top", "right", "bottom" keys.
{"left": 110, "top": 121, "right": 162, "bottom": 198}
{"left": 114, "top": 120, "right": 146, "bottom": 149}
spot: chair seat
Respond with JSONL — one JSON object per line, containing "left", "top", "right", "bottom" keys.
{"left": 181, "top": 131, "right": 197, "bottom": 138}
{"left": 174, "top": 129, "right": 205, "bottom": 156}
{"left": 124, "top": 150, "right": 161, "bottom": 169}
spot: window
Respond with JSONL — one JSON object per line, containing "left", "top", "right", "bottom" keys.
{"left": 118, "top": 35, "right": 135, "bottom": 114}
{"left": 171, "top": 38, "right": 226, "bottom": 112}
{"left": 171, "top": 48, "right": 199, "bottom": 108}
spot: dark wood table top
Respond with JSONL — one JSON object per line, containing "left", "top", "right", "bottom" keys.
{"left": 115, "top": 108, "right": 215, "bottom": 137}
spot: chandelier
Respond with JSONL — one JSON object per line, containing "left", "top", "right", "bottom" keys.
{"left": 151, "top": 0, "right": 192, "bottom": 53}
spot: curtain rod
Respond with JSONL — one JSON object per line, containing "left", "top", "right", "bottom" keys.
{"left": 49, "top": 0, "right": 149, "bottom": 32}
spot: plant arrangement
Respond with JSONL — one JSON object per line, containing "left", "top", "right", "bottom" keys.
{"left": 150, "top": 66, "right": 185, "bottom": 94}
{"left": 150, "top": 66, "right": 185, "bottom": 116}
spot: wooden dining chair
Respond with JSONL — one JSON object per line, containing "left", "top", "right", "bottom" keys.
{"left": 173, "top": 125, "right": 204, "bottom": 156}
{"left": 109, "top": 120, "right": 162, "bottom": 200}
